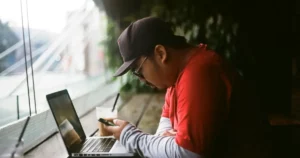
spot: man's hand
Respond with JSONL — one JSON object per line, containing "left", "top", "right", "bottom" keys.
{"left": 103, "top": 119, "right": 129, "bottom": 140}
{"left": 161, "top": 129, "right": 177, "bottom": 137}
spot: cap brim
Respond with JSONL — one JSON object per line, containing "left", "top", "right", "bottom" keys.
{"left": 113, "top": 58, "right": 137, "bottom": 77}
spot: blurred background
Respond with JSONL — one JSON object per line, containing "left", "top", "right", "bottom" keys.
{"left": 94, "top": 0, "right": 298, "bottom": 116}
{"left": 0, "top": 0, "right": 298, "bottom": 157}
{"left": 0, "top": 0, "right": 111, "bottom": 127}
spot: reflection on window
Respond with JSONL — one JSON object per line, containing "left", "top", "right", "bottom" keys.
{"left": 0, "top": 0, "right": 32, "bottom": 127}
{"left": 0, "top": 0, "right": 108, "bottom": 127}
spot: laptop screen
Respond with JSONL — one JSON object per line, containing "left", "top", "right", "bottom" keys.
{"left": 47, "top": 90, "right": 85, "bottom": 149}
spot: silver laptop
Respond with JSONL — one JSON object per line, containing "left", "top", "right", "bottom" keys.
{"left": 46, "top": 89, "right": 135, "bottom": 157}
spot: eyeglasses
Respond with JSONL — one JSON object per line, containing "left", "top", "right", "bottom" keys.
{"left": 132, "top": 57, "right": 147, "bottom": 78}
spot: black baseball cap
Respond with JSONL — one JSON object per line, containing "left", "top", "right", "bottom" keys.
{"left": 114, "top": 17, "right": 186, "bottom": 77}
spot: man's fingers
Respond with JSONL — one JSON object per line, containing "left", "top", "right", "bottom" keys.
{"left": 161, "top": 129, "right": 177, "bottom": 137}
{"left": 162, "top": 132, "right": 173, "bottom": 137}
{"left": 113, "top": 119, "right": 126, "bottom": 126}
{"left": 103, "top": 125, "right": 118, "bottom": 133}
{"left": 168, "top": 129, "right": 177, "bottom": 135}
{"left": 104, "top": 119, "right": 128, "bottom": 140}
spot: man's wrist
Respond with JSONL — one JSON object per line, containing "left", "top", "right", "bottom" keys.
{"left": 119, "top": 123, "right": 135, "bottom": 143}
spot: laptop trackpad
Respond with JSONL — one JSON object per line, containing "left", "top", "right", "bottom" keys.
{"left": 110, "top": 141, "right": 128, "bottom": 153}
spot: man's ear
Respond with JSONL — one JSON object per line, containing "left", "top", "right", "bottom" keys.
{"left": 154, "top": 45, "right": 167, "bottom": 64}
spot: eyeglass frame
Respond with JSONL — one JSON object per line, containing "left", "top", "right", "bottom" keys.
{"left": 132, "top": 56, "right": 148, "bottom": 78}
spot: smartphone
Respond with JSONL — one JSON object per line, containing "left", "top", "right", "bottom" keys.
{"left": 98, "top": 118, "right": 116, "bottom": 126}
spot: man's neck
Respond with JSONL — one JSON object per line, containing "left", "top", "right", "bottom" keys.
{"left": 170, "top": 46, "right": 199, "bottom": 85}
{"left": 176, "top": 46, "right": 198, "bottom": 71}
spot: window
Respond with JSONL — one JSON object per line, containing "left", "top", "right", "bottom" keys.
{"left": 0, "top": 0, "right": 32, "bottom": 127}
{"left": 0, "top": 0, "right": 119, "bottom": 153}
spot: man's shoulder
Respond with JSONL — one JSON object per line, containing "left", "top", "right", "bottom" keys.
{"left": 191, "top": 46, "right": 223, "bottom": 68}
{"left": 179, "top": 50, "right": 221, "bottom": 81}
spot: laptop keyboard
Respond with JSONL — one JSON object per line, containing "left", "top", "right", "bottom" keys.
{"left": 80, "top": 138, "right": 116, "bottom": 153}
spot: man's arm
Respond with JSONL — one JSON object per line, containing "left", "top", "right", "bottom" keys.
{"left": 105, "top": 56, "right": 228, "bottom": 157}
{"left": 155, "top": 117, "right": 172, "bottom": 136}
{"left": 120, "top": 124, "right": 201, "bottom": 158}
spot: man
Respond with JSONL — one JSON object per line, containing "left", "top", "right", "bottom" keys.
{"left": 104, "top": 17, "right": 271, "bottom": 158}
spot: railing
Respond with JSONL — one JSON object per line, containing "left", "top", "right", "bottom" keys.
{"left": 0, "top": 0, "right": 117, "bottom": 155}
{"left": 0, "top": 71, "right": 112, "bottom": 128}
{"left": 1, "top": 8, "right": 95, "bottom": 96}
{"left": 0, "top": 1, "right": 108, "bottom": 127}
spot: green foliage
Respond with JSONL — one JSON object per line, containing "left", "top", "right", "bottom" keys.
{"left": 100, "top": 18, "right": 122, "bottom": 73}
{"left": 98, "top": 0, "right": 255, "bottom": 92}
{"left": 0, "top": 20, "right": 19, "bottom": 72}
{"left": 100, "top": 18, "right": 158, "bottom": 93}
{"left": 0, "top": 20, "right": 18, "bottom": 53}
